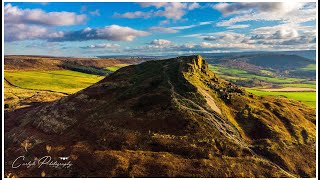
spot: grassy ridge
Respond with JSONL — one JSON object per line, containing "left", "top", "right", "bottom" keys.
{"left": 5, "top": 70, "right": 104, "bottom": 94}
{"left": 248, "top": 89, "right": 316, "bottom": 108}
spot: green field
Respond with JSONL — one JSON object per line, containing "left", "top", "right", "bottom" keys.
{"left": 247, "top": 89, "right": 316, "bottom": 108}
{"left": 259, "top": 69, "right": 275, "bottom": 76}
{"left": 209, "top": 65, "right": 303, "bottom": 84}
{"left": 5, "top": 70, "right": 104, "bottom": 94}
{"left": 281, "top": 83, "right": 316, "bottom": 89}
{"left": 105, "top": 64, "right": 128, "bottom": 72}
{"left": 299, "top": 64, "right": 316, "bottom": 71}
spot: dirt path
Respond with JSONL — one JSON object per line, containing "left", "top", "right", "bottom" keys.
{"left": 197, "top": 87, "right": 222, "bottom": 115}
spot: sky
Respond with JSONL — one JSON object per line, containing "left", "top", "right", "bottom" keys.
{"left": 3, "top": 2, "right": 317, "bottom": 57}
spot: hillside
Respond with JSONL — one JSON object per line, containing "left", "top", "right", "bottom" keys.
{"left": 5, "top": 55, "right": 316, "bottom": 178}
{"left": 207, "top": 54, "right": 313, "bottom": 68}
{"left": 270, "top": 50, "right": 316, "bottom": 60}
{"left": 206, "top": 54, "right": 315, "bottom": 79}
{"left": 4, "top": 55, "right": 143, "bottom": 110}
{"left": 202, "top": 50, "right": 316, "bottom": 61}
{"left": 4, "top": 55, "right": 142, "bottom": 73}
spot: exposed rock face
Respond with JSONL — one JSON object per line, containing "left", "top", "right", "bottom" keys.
{"left": 5, "top": 55, "right": 316, "bottom": 178}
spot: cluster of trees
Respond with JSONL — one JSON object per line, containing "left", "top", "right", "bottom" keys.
{"left": 60, "top": 62, "right": 111, "bottom": 76}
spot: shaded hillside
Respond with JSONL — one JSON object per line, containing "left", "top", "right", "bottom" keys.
{"left": 209, "top": 54, "right": 313, "bottom": 70}
{"left": 270, "top": 50, "right": 316, "bottom": 60}
{"left": 202, "top": 50, "right": 316, "bottom": 61}
{"left": 244, "top": 54, "right": 313, "bottom": 70}
{"left": 5, "top": 55, "right": 315, "bottom": 178}
{"left": 206, "top": 54, "right": 315, "bottom": 79}
{"left": 4, "top": 55, "right": 142, "bottom": 73}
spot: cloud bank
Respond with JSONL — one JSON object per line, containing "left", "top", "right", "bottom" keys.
{"left": 5, "top": 24, "right": 150, "bottom": 42}
{"left": 4, "top": 3, "right": 87, "bottom": 26}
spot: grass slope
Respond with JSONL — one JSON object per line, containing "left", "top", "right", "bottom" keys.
{"left": 299, "top": 64, "right": 316, "bottom": 71}
{"left": 281, "top": 83, "right": 316, "bottom": 89}
{"left": 209, "top": 64, "right": 316, "bottom": 106}
{"left": 209, "top": 65, "right": 304, "bottom": 84}
{"left": 247, "top": 89, "right": 316, "bottom": 108}
{"left": 105, "top": 64, "right": 129, "bottom": 72}
{"left": 5, "top": 70, "right": 104, "bottom": 94}
{"left": 4, "top": 80, "right": 65, "bottom": 109}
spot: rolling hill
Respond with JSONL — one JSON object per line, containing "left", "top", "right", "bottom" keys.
{"left": 4, "top": 55, "right": 142, "bottom": 73}
{"left": 206, "top": 54, "right": 316, "bottom": 79}
{"left": 4, "top": 55, "right": 142, "bottom": 110}
{"left": 5, "top": 55, "right": 316, "bottom": 177}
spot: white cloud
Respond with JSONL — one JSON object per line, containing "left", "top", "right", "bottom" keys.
{"left": 213, "top": 2, "right": 303, "bottom": 16}
{"left": 203, "top": 32, "right": 247, "bottom": 42}
{"left": 180, "top": 43, "right": 196, "bottom": 49}
{"left": 182, "top": 29, "right": 315, "bottom": 51}
{"left": 124, "top": 33, "right": 316, "bottom": 53}
{"left": 157, "top": 2, "right": 188, "bottom": 20}
{"left": 138, "top": 2, "right": 168, "bottom": 8}
{"left": 186, "top": 30, "right": 306, "bottom": 44}
{"left": 52, "top": 25, "right": 150, "bottom": 42}
{"left": 168, "top": 21, "right": 213, "bottom": 31}
{"left": 113, "top": 11, "right": 153, "bottom": 19}
{"left": 188, "top": 3, "right": 200, "bottom": 10}
{"left": 83, "top": 43, "right": 120, "bottom": 49}
{"left": 252, "top": 23, "right": 315, "bottom": 35}
{"left": 130, "top": 40, "right": 196, "bottom": 52}
{"left": 199, "top": 21, "right": 214, "bottom": 25}
{"left": 5, "top": 24, "right": 149, "bottom": 42}
{"left": 226, "top": 24, "right": 249, "bottom": 29}
{"left": 135, "top": 40, "right": 262, "bottom": 52}
{"left": 150, "top": 39, "right": 174, "bottom": 46}
{"left": 148, "top": 27, "right": 178, "bottom": 33}
{"left": 89, "top": 9, "right": 100, "bottom": 16}
{"left": 272, "top": 29, "right": 299, "bottom": 39}
{"left": 4, "top": 3, "right": 87, "bottom": 26}
{"left": 159, "top": 20, "right": 170, "bottom": 25}
{"left": 250, "top": 23, "right": 315, "bottom": 46}
{"left": 38, "top": 2, "right": 49, "bottom": 6}
{"left": 214, "top": 2, "right": 316, "bottom": 28}
{"left": 4, "top": 24, "right": 63, "bottom": 42}
{"left": 114, "top": 2, "right": 200, "bottom": 20}
{"left": 180, "top": 33, "right": 203, "bottom": 38}
{"left": 171, "top": 24, "right": 198, "bottom": 30}
{"left": 199, "top": 41, "right": 260, "bottom": 49}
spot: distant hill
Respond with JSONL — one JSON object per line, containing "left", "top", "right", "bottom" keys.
{"left": 4, "top": 55, "right": 143, "bottom": 76}
{"left": 205, "top": 54, "right": 315, "bottom": 79}
{"left": 5, "top": 55, "right": 315, "bottom": 177}
{"left": 241, "top": 54, "right": 313, "bottom": 70}
{"left": 201, "top": 50, "right": 316, "bottom": 61}
{"left": 271, "top": 50, "right": 316, "bottom": 61}
{"left": 207, "top": 54, "right": 313, "bottom": 69}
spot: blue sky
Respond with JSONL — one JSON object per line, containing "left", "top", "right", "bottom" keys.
{"left": 4, "top": 2, "right": 317, "bottom": 57}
